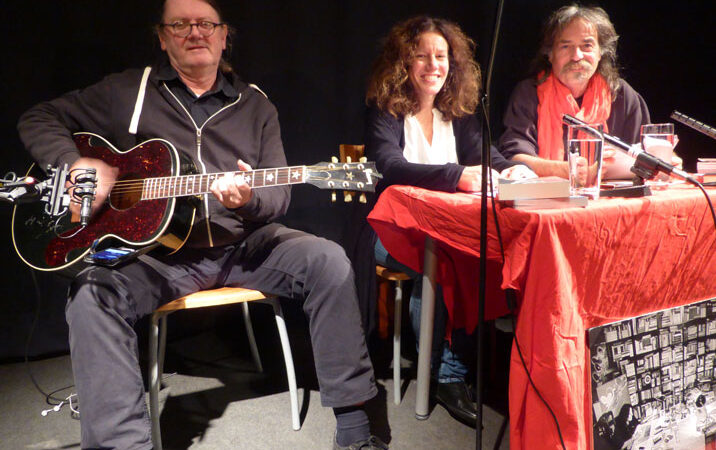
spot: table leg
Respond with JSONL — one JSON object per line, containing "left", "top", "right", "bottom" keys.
{"left": 415, "top": 236, "right": 437, "bottom": 419}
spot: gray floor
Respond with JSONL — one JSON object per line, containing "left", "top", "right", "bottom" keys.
{"left": 0, "top": 305, "right": 511, "bottom": 450}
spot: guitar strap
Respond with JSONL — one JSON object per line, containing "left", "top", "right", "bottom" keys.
{"left": 128, "top": 66, "right": 153, "bottom": 135}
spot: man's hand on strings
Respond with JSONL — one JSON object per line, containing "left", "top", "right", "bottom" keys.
{"left": 67, "top": 157, "right": 118, "bottom": 223}
{"left": 210, "top": 159, "right": 253, "bottom": 209}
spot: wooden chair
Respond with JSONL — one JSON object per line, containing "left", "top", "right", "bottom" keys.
{"left": 148, "top": 287, "right": 300, "bottom": 450}
{"left": 340, "top": 144, "right": 412, "bottom": 405}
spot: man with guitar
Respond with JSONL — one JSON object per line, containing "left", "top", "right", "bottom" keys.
{"left": 17, "top": 1, "right": 386, "bottom": 449}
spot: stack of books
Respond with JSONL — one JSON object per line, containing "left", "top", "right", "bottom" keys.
{"left": 497, "top": 177, "right": 587, "bottom": 210}
{"left": 697, "top": 158, "right": 716, "bottom": 183}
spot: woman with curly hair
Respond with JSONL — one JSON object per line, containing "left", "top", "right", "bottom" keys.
{"left": 362, "top": 16, "right": 534, "bottom": 426}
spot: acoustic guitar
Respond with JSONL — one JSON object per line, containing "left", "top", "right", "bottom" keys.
{"left": 12, "top": 132, "right": 378, "bottom": 274}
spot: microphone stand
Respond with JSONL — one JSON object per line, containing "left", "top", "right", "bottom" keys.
{"left": 478, "top": 0, "right": 505, "bottom": 448}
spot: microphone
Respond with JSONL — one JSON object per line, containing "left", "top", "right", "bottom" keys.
{"left": 72, "top": 169, "right": 97, "bottom": 227}
{"left": 0, "top": 177, "right": 41, "bottom": 204}
{"left": 0, "top": 175, "right": 37, "bottom": 189}
{"left": 79, "top": 194, "right": 93, "bottom": 227}
{"left": 562, "top": 114, "right": 695, "bottom": 183}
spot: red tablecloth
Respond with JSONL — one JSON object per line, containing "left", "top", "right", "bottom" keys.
{"left": 367, "top": 184, "right": 716, "bottom": 450}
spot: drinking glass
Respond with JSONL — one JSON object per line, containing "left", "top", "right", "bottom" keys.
{"left": 567, "top": 123, "right": 604, "bottom": 199}
{"left": 641, "top": 123, "right": 675, "bottom": 181}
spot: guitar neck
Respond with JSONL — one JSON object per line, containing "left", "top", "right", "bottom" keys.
{"left": 141, "top": 166, "right": 307, "bottom": 200}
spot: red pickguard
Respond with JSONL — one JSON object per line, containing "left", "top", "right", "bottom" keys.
{"left": 12, "top": 133, "right": 187, "bottom": 273}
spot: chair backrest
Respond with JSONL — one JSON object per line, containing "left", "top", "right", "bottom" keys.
{"left": 339, "top": 144, "right": 365, "bottom": 163}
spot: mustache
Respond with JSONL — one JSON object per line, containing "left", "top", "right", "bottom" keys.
{"left": 563, "top": 61, "right": 592, "bottom": 71}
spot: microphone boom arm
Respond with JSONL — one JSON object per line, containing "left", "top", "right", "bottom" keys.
{"left": 562, "top": 114, "right": 696, "bottom": 183}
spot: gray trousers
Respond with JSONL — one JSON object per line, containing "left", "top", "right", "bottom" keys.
{"left": 66, "top": 223, "right": 377, "bottom": 449}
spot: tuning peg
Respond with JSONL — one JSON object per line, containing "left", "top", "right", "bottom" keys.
{"left": 331, "top": 156, "right": 338, "bottom": 163}
{"left": 344, "top": 192, "right": 353, "bottom": 202}
{"left": 359, "top": 156, "right": 367, "bottom": 163}
{"left": 359, "top": 193, "right": 366, "bottom": 203}
{"left": 331, "top": 191, "right": 336, "bottom": 202}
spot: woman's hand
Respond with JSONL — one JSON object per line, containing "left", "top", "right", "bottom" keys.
{"left": 457, "top": 165, "right": 501, "bottom": 192}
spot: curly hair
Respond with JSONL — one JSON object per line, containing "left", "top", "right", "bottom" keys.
{"left": 366, "top": 16, "right": 481, "bottom": 121}
{"left": 531, "top": 4, "right": 621, "bottom": 96}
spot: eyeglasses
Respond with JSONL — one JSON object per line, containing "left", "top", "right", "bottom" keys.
{"left": 160, "top": 20, "right": 225, "bottom": 38}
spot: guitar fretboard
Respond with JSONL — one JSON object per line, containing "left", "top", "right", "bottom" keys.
{"left": 141, "top": 166, "right": 307, "bottom": 200}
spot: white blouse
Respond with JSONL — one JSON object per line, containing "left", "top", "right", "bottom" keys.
{"left": 403, "top": 109, "right": 457, "bottom": 165}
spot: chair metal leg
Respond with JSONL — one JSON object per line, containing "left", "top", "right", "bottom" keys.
{"left": 149, "top": 313, "right": 164, "bottom": 450}
{"left": 266, "top": 298, "right": 301, "bottom": 431}
{"left": 393, "top": 280, "right": 403, "bottom": 405}
{"left": 158, "top": 314, "right": 168, "bottom": 379}
{"left": 242, "top": 302, "right": 263, "bottom": 372}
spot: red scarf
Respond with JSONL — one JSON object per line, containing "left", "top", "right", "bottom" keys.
{"left": 536, "top": 72, "right": 612, "bottom": 160}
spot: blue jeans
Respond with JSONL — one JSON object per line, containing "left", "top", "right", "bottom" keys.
{"left": 374, "top": 238, "right": 469, "bottom": 383}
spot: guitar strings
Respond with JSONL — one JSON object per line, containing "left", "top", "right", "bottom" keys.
{"left": 80, "top": 170, "right": 298, "bottom": 196}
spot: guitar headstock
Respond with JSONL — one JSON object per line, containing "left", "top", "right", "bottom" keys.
{"left": 305, "top": 159, "right": 381, "bottom": 202}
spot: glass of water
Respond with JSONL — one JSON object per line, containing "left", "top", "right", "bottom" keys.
{"left": 567, "top": 123, "right": 604, "bottom": 199}
{"left": 641, "top": 123, "right": 675, "bottom": 181}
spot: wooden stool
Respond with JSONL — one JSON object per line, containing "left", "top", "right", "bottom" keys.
{"left": 376, "top": 265, "right": 411, "bottom": 405}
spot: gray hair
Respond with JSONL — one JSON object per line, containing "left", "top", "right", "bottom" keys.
{"left": 531, "top": 4, "right": 621, "bottom": 95}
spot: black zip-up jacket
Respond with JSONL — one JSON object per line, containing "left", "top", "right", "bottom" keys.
{"left": 17, "top": 65, "right": 290, "bottom": 248}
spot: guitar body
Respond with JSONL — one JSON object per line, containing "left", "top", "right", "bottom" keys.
{"left": 12, "top": 133, "right": 197, "bottom": 274}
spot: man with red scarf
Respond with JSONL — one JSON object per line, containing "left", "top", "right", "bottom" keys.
{"left": 499, "top": 5, "right": 650, "bottom": 177}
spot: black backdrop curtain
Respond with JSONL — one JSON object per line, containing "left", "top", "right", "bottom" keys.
{"left": 1, "top": 0, "right": 713, "bottom": 359}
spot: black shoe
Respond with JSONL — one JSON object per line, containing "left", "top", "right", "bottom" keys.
{"left": 332, "top": 434, "right": 389, "bottom": 450}
{"left": 433, "top": 381, "right": 478, "bottom": 427}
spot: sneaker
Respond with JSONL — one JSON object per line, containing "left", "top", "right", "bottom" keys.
{"left": 332, "top": 433, "right": 389, "bottom": 449}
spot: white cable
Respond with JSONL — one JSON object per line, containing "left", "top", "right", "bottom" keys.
{"left": 40, "top": 393, "right": 79, "bottom": 417}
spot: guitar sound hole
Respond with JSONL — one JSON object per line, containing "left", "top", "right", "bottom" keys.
{"left": 109, "top": 175, "right": 142, "bottom": 211}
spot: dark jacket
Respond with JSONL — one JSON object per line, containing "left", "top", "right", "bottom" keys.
{"left": 18, "top": 65, "right": 289, "bottom": 248}
{"left": 499, "top": 78, "right": 651, "bottom": 160}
